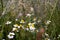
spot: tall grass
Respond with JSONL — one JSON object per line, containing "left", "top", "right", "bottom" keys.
{"left": 0, "top": 0, "right": 60, "bottom": 40}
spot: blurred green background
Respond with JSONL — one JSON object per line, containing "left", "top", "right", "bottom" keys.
{"left": 0, "top": 0, "right": 60, "bottom": 40}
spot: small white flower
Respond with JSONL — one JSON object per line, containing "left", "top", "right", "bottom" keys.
{"left": 5, "top": 21, "right": 11, "bottom": 24}
{"left": 7, "top": 32, "right": 15, "bottom": 39}
{"left": 25, "top": 28, "right": 29, "bottom": 31}
{"left": 57, "top": 37, "right": 59, "bottom": 38}
{"left": 29, "top": 26, "right": 35, "bottom": 31}
{"left": 46, "top": 20, "right": 51, "bottom": 25}
{"left": 45, "top": 38, "right": 50, "bottom": 40}
{"left": 45, "top": 33, "right": 49, "bottom": 37}
{"left": 2, "top": 39, "right": 5, "bottom": 40}
{"left": 20, "top": 19, "right": 25, "bottom": 23}
{"left": 28, "top": 23, "right": 32, "bottom": 26}
{"left": 30, "top": 7, "right": 34, "bottom": 11}
{"left": 26, "top": 14, "right": 31, "bottom": 17}
{"left": 37, "top": 19, "right": 41, "bottom": 23}
{"left": 58, "top": 35, "right": 60, "bottom": 37}
{"left": 12, "top": 27, "right": 18, "bottom": 32}
{"left": 48, "top": 39, "right": 50, "bottom": 40}
{"left": 15, "top": 19, "right": 18, "bottom": 21}
{"left": 13, "top": 24, "right": 18, "bottom": 27}
{"left": 18, "top": 26, "right": 20, "bottom": 28}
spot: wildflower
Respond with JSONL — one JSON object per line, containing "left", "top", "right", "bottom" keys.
{"left": 15, "top": 19, "right": 18, "bottom": 21}
{"left": 20, "top": 24, "right": 24, "bottom": 29}
{"left": 5, "top": 21, "right": 11, "bottom": 25}
{"left": 20, "top": 24, "right": 23, "bottom": 27}
{"left": 7, "top": 32, "right": 15, "bottom": 39}
{"left": 17, "top": 26, "right": 20, "bottom": 28}
{"left": 28, "top": 23, "right": 32, "bottom": 26}
{"left": 29, "top": 26, "right": 35, "bottom": 31}
{"left": 37, "top": 19, "right": 41, "bottom": 23}
{"left": 36, "top": 30, "right": 39, "bottom": 32}
{"left": 25, "top": 28, "right": 29, "bottom": 31}
{"left": 28, "top": 23, "right": 36, "bottom": 31}
{"left": 48, "top": 39, "right": 50, "bottom": 40}
{"left": 13, "top": 24, "right": 18, "bottom": 27}
{"left": 33, "top": 18, "right": 37, "bottom": 21}
{"left": 45, "top": 33, "right": 49, "bottom": 37}
{"left": 26, "top": 14, "right": 31, "bottom": 17}
{"left": 30, "top": 7, "right": 34, "bottom": 11}
{"left": 2, "top": 39, "right": 5, "bottom": 40}
{"left": 20, "top": 19, "right": 25, "bottom": 23}
{"left": 46, "top": 20, "right": 51, "bottom": 25}
{"left": 45, "top": 38, "right": 50, "bottom": 40}
{"left": 12, "top": 27, "right": 18, "bottom": 32}
{"left": 58, "top": 35, "right": 60, "bottom": 37}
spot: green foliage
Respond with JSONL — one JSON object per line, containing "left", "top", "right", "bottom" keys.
{"left": 0, "top": 0, "right": 60, "bottom": 40}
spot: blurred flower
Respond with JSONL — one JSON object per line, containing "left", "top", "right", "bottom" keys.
{"left": 5, "top": 21, "right": 12, "bottom": 25}
{"left": 2, "top": 39, "right": 5, "bottom": 40}
{"left": 58, "top": 35, "right": 60, "bottom": 37}
{"left": 45, "top": 33, "right": 49, "bottom": 37}
{"left": 25, "top": 28, "right": 29, "bottom": 31}
{"left": 48, "top": 39, "right": 50, "bottom": 40}
{"left": 46, "top": 20, "right": 51, "bottom": 25}
{"left": 20, "top": 24, "right": 23, "bottom": 27}
{"left": 28, "top": 23, "right": 36, "bottom": 32}
{"left": 57, "top": 34, "right": 60, "bottom": 38}
{"left": 28, "top": 23, "right": 32, "bottom": 26}
{"left": 17, "top": 13, "right": 23, "bottom": 18}
{"left": 37, "top": 19, "right": 41, "bottom": 23}
{"left": 26, "top": 14, "right": 31, "bottom": 17}
{"left": 13, "top": 24, "right": 18, "bottom": 28}
{"left": 45, "top": 38, "right": 50, "bottom": 40}
{"left": 33, "top": 18, "right": 37, "bottom": 21}
{"left": 7, "top": 32, "right": 15, "bottom": 39}
{"left": 17, "top": 26, "right": 20, "bottom": 28}
{"left": 30, "top": 7, "right": 34, "bottom": 11}
{"left": 13, "top": 24, "right": 20, "bottom": 29}
{"left": 20, "top": 19, "right": 25, "bottom": 23}
{"left": 20, "top": 24, "right": 24, "bottom": 29}
{"left": 36, "top": 30, "right": 39, "bottom": 32}
{"left": 29, "top": 26, "right": 35, "bottom": 32}
{"left": 12, "top": 27, "right": 18, "bottom": 32}
{"left": 15, "top": 19, "right": 18, "bottom": 21}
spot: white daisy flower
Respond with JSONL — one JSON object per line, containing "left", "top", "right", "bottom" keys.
{"left": 48, "top": 39, "right": 50, "bottom": 40}
{"left": 7, "top": 32, "right": 15, "bottom": 39}
{"left": 5, "top": 21, "right": 11, "bottom": 25}
{"left": 26, "top": 14, "right": 31, "bottom": 17}
{"left": 30, "top": 7, "right": 34, "bottom": 11}
{"left": 29, "top": 26, "right": 35, "bottom": 31}
{"left": 2, "top": 39, "right": 5, "bottom": 40}
{"left": 20, "top": 19, "right": 25, "bottom": 23}
{"left": 17, "top": 26, "right": 20, "bottom": 28}
{"left": 25, "top": 28, "right": 29, "bottom": 31}
{"left": 45, "top": 33, "right": 49, "bottom": 37}
{"left": 46, "top": 20, "right": 51, "bottom": 25}
{"left": 15, "top": 19, "right": 18, "bottom": 21}
{"left": 28, "top": 23, "right": 32, "bottom": 26}
{"left": 58, "top": 35, "right": 60, "bottom": 37}
{"left": 12, "top": 27, "right": 18, "bottom": 32}
{"left": 13, "top": 24, "right": 18, "bottom": 27}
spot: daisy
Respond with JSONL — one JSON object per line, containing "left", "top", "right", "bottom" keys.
{"left": 5, "top": 21, "right": 11, "bottom": 25}
{"left": 26, "top": 14, "right": 31, "bottom": 17}
{"left": 46, "top": 20, "right": 51, "bottom": 25}
{"left": 20, "top": 19, "right": 25, "bottom": 23}
{"left": 13, "top": 24, "right": 18, "bottom": 28}
{"left": 12, "top": 27, "right": 18, "bottom": 32}
{"left": 7, "top": 32, "right": 15, "bottom": 39}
